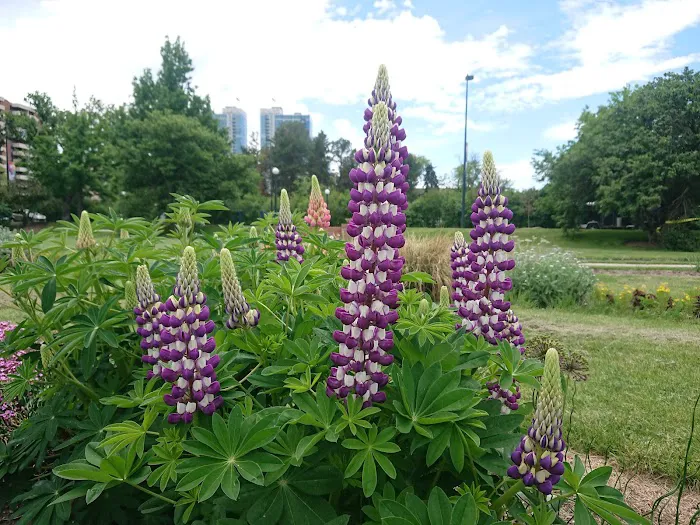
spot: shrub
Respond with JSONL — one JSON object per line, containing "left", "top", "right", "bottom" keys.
{"left": 510, "top": 242, "right": 596, "bottom": 307}
{"left": 660, "top": 220, "right": 700, "bottom": 252}
{"left": 0, "top": 226, "right": 16, "bottom": 259}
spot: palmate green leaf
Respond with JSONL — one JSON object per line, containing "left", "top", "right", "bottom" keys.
{"left": 53, "top": 460, "right": 114, "bottom": 483}
{"left": 427, "top": 487, "right": 452, "bottom": 525}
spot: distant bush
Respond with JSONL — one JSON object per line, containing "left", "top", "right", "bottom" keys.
{"left": 511, "top": 242, "right": 596, "bottom": 307}
{"left": 660, "top": 221, "right": 700, "bottom": 252}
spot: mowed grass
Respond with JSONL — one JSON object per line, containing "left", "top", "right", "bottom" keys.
{"left": 519, "top": 305, "right": 700, "bottom": 479}
{"left": 595, "top": 271, "right": 700, "bottom": 296}
{"left": 409, "top": 227, "right": 698, "bottom": 264}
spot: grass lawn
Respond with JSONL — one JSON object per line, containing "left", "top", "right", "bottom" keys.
{"left": 595, "top": 271, "right": 700, "bottom": 297}
{"left": 409, "top": 227, "right": 698, "bottom": 264}
{"left": 518, "top": 304, "right": 700, "bottom": 480}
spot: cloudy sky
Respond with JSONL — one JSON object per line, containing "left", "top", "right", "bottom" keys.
{"left": 1, "top": 0, "right": 699, "bottom": 188}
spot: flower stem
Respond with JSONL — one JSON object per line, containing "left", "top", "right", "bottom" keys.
{"left": 492, "top": 479, "right": 524, "bottom": 513}
{"left": 126, "top": 480, "right": 176, "bottom": 505}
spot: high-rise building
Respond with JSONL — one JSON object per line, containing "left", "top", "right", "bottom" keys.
{"left": 0, "top": 97, "right": 38, "bottom": 185}
{"left": 215, "top": 106, "right": 247, "bottom": 153}
{"left": 259, "top": 107, "right": 311, "bottom": 147}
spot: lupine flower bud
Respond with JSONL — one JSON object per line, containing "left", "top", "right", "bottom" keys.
{"left": 439, "top": 286, "right": 450, "bottom": 308}
{"left": 249, "top": 226, "right": 258, "bottom": 238}
{"left": 305, "top": 175, "right": 331, "bottom": 228}
{"left": 160, "top": 247, "right": 223, "bottom": 423}
{"left": 76, "top": 211, "right": 96, "bottom": 249}
{"left": 10, "top": 233, "right": 24, "bottom": 266}
{"left": 220, "top": 248, "right": 259, "bottom": 329}
{"left": 120, "top": 229, "right": 129, "bottom": 239}
{"left": 418, "top": 298, "right": 430, "bottom": 316}
{"left": 450, "top": 231, "right": 470, "bottom": 328}
{"left": 455, "top": 151, "right": 517, "bottom": 345}
{"left": 508, "top": 348, "right": 565, "bottom": 495}
{"left": 178, "top": 208, "right": 193, "bottom": 230}
{"left": 124, "top": 281, "right": 138, "bottom": 310}
{"left": 327, "top": 65, "right": 408, "bottom": 407}
{"left": 276, "top": 189, "right": 304, "bottom": 263}
{"left": 135, "top": 265, "right": 164, "bottom": 379}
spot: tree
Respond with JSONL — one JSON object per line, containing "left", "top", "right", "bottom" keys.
{"left": 118, "top": 111, "right": 250, "bottom": 218}
{"left": 423, "top": 162, "right": 439, "bottom": 189}
{"left": 405, "top": 153, "right": 428, "bottom": 199}
{"left": 329, "top": 138, "right": 355, "bottom": 190}
{"left": 131, "top": 36, "right": 216, "bottom": 131}
{"left": 538, "top": 68, "right": 700, "bottom": 234}
{"left": 309, "top": 131, "right": 331, "bottom": 187}
{"left": 268, "top": 122, "right": 313, "bottom": 190}
{"left": 453, "top": 153, "right": 481, "bottom": 190}
{"left": 24, "top": 92, "right": 120, "bottom": 219}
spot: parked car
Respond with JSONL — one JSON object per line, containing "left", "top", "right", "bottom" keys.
{"left": 580, "top": 220, "right": 600, "bottom": 229}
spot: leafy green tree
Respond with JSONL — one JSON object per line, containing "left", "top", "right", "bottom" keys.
{"left": 329, "top": 138, "right": 355, "bottom": 190}
{"left": 119, "top": 111, "right": 256, "bottom": 218}
{"left": 131, "top": 36, "right": 216, "bottom": 131}
{"left": 423, "top": 162, "right": 439, "bottom": 189}
{"left": 453, "top": 153, "right": 481, "bottom": 190}
{"left": 24, "top": 92, "right": 120, "bottom": 219}
{"left": 309, "top": 131, "right": 331, "bottom": 187}
{"left": 269, "top": 122, "right": 313, "bottom": 190}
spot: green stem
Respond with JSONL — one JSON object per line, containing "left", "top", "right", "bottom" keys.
{"left": 60, "top": 363, "right": 99, "bottom": 401}
{"left": 126, "top": 480, "right": 176, "bottom": 505}
{"left": 257, "top": 301, "right": 290, "bottom": 332}
{"left": 428, "top": 460, "right": 443, "bottom": 491}
{"left": 492, "top": 479, "right": 524, "bottom": 513}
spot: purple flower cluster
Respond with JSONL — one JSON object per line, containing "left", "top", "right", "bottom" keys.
{"left": 276, "top": 189, "right": 305, "bottom": 263}
{"left": 159, "top": 247, "right": 223, "bottom": 423}
{"left": 327, "top": 66, "right": 408, "bottom": 406}
{"left": 134, "top": 266, "right": 165, "bottom": 379}
{"left": 508, "top": 349, "right": 566, "bottom": 495}
{"left": 454, "top": 152, "right": 518, "bottom": 346}
{"left": 486, "top": 381, "right": 521, "bottom": 413}
{"left": 501, "top": 309, "right": 525, "bottom": 352}
{"left": 0, "top": 322, "right": 27, "bottom": 430}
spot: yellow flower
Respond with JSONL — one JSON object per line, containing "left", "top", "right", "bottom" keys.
{"left": 656, "top": 283, "right": 670, "bottom": 294}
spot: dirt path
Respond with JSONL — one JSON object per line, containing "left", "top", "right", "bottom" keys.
{"left": 570, "top": 450, "right": 700, "bottom": 523}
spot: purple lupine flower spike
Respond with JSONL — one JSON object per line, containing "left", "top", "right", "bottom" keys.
{"left": 160, "top": 247, "right": 223, "bottom": 423}
{"left": 135, "top": 265, "right": 165, "bottom": 379}
{"left": 276, "top": 189, "right": 304, "bottom": 263}
{"left": 457, "top": 151, "right": 518, "bottom": 346}
{"left": 327, "top": 65, "right": 408, "bottom": 407}
{"left": 508, "top": 349, "right": 566, "bottom": 494}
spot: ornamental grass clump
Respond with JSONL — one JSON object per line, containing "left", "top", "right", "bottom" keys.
{"left": 160, "top": 247, "right": 222, "bottom": 422}
{"left": 304, "top": 174, "right": 331, "bottom": 228}
{"left": 327, "top": 65, "right": 408, "bottom": 406}
{"left": 220, "top": 248, "right": 259, "bottom": 329}
{"left": 508, "top": 348, "right": 566, "bottom": 495}
{"left": 276, "top": 189, "right": 304, "bottom": 263}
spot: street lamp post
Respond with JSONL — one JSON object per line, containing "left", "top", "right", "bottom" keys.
{"left": 324, "top": 188, "right": 330, "bottom": 199}
{"left": 271, "top": 167, "right": 280, "bottom": 211}
{"left": 460, "top": 74, "right": 474, "bottom": 229}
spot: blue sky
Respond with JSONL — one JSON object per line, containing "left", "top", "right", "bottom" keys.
{"left": 1, "top": 0, "right": 699, "bottom": 188}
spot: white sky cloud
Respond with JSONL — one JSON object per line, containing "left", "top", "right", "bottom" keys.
{"left": 543, "top": 120, "right": 577, "bottom": 142}
{"left": 499, "top": 159, "right": 540, "bottom": 190}
{"left": 373, "top": 0, "right": 396, "bottom": 14}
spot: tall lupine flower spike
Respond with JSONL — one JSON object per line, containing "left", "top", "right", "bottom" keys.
{"left": 276, "top": 189, "right": 304, "bottom": 263}
{"left": 458, "top": 151, "right": 516, "bottom": 344}
{"left": 305, "top": 175, "right": 331, "bottom": 228}
{"left": 135, "top": 265, "right": 165, "bottom": 379}
{"left": 76, "top": 211, "right": 96, "bottom": 249}
{"left": 327, "top": 99, "right": 407, "bottom": 407}
{"left": 508, "top": 348, "right": 566, "bottom": 495}
{"left": 249, "top": 226, "right": 257, "bottom": 238}
{"left": 450, "top": 232, "right": 470, "bottom": 327}
{"left": 160, "top": 247, "right": 222, "bottom": 423}
{"left": 439, "top": 286, "right": 450, "bottom": 308}
{"left": 220, "top": 248, "right": 260, "bottom": 329}
{"left": 124, "top": 281, "right": 138, "bottom": 311}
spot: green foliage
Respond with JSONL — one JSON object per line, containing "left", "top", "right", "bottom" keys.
{"left": 660, "top": 220, "right": 700, "bottom": 252}
{"left": 511, "top": 244, "right": 596, "bottom": 307}
{"left": 0, "top": 195, "right": 646, "bottom": 525}
{"left": 535, "top": 68, "right": 700, "bottom": 233}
